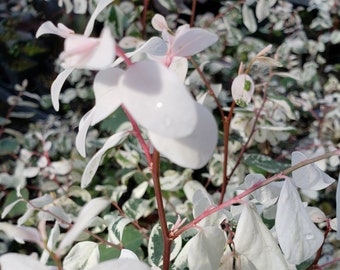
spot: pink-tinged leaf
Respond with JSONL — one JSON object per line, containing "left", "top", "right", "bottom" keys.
{"left": 276, "top": 179, "right": 324, "bottom": 264}
{"left": 61, "top": 27, "right": 115, "bottom": 70}
{"left": 76, "top": 108, "right": 96, "bottom": 157}
{"left": 51, "top": 68, "right": 74, "bottom": 111}
{"left": 120, "top": 60, "right": 197, "bottom": 138}
{"left": 172, "top": 28, "right": 218, "bottom": 57}
{"left": 292, "top": 151, "right": 335, "bottom": 190}
{"left": 148, "top": 103, "right": 217, "bottom": 169}
{"left": 91, "top": 68, "right": 124, "bottom": 125}
{"left": 89, "top": 258, "right": 150, "bottom": 270}
{"left": 234, "top": 205, "right": 291, "bottom": 269}
{"left": 336, "top": 173, "right": 340, "bottom": 239}
{"left": 36, "top": 21, "right": 74, "bottom": 38}
{"left": 81, "top": 131, "right": 129, "bottom": 188}
{"left": 306, "top": 207, "right": 327, "bottom": 223}
{"left": 188, "top": 226, "right": 226, "bottom": 270}
{"left": 169, "top": 57, "right": 188, "bottom": 82}
{"left": 57, "top": 198, "right": 109, "bottom": 254}
{"left": 151, "top": 14, "right": 169, "bottom": 32}
{"left": 0, "top": 253, "right": 50, "bottom": 270}
{"left": 0, "top": 223, "right": 43, "bottom": 248}
{"left": 84, "top": 0, "right": 115, "bottom": 37}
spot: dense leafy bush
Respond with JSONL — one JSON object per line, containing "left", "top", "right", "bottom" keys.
{"left": 0, "top": 0, "right": 339, "bottom": 269}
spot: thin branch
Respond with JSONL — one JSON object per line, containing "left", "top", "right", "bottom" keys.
{"left": 152, "top": 150, "right": 172, "bottom": 270}
{"left": 171, "top": 149, "right": 340, "bottom": 238}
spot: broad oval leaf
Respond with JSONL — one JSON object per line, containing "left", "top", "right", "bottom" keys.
{"left": 275, "top": 179, "right": 324, "bottom": 264}
{"left": 148, "top": 102, "right": 217, "bottom": 169}
{"left": 120, "top": 60, "right": 197, "bottom": 138}
{"left": 0, "top": 253, "right": 50, "bottom": 270}
{"left": 89, "top": 258, "right": 150, "bottom": 270}
{"left": 242, "top": 4, "right": 257, "bottom": 33}
{"left": 187, "top": 226, "right": 226, "bottom": 270}
{"left": 234, "top": 204, "right": 290, "bottom": 269}
{"left": 292, "top": 151, "right": 335, "bottom": 190}
{"left": 63, "top": 241, "right": 99, "bottom": 270}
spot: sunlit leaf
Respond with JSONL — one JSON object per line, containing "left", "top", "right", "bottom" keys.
{"left": 57, "top": 198, "right": 109, "bottom": 254}
{"left": 120, "top": 60, "right": 197, "bottom": 138}
{"left": 81, "top": 131, "right": 129, "bottom": 188}
{"left": 148, "top": 102, "right": 217, "bottom": 169}
{"left": 292, "top": 151, "right": 335, "bottom": 190}
{"left": 276, "top": 179, "right": 323, "bottom": 264}
{"left": 234, "top": 204, "right": 290, "bottom": 269}
{"left": 0, "top": 253, "right": 50, "bottom": 270}
{"left": 188, "top": 226, "right": 226, "bottom": 270}
{"left": 242, "top": 4, "right": 257, "bottom": 33}
{"left": 63, "top": 241, "right": 99, "bottom": 270}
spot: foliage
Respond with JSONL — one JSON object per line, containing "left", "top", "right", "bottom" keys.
{"left": 0, "top": 0, "right": 340, "bottom": 269}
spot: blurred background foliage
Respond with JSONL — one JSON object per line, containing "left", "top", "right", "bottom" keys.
{"left": 0, "top": 0, "right": 339, "bottom": 267}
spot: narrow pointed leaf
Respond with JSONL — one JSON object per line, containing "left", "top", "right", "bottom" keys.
{"left": 51, "top": 68, "right": 74, "bottom": 111}
{"left": 57, "top": 198, "right": 109, "bottom": 253}
{"left": 84, "top": 0, "right": 115, "bottom": 36}
{"left": 36, "top": 21, "right": 74, "bottom": 38}
{"left": 76, "top": 108, "right": 96, "bottom": 157}
{"left": 81, "top": 131, "right": 128, "bottom": 188}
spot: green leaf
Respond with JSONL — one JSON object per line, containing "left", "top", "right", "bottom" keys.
{"left": 99, "top": 107, "right": 129, "bottom": 134}
{"left": 122, "top": 225, "right": 143, "bottom": 253}
{"left": 99, "top": 244, "right": 120, "bottom": 262}
{"left": 244, "top": 154, "right": 289, "bottom": 174}
{"left": 0, "top": 138, "right": 19, "bottom": 155}
{"left": 0, "top": 116, "right": 10, "bottom": 125}
{"left": 1, "top": 189, "right": 29, "bottom": 218}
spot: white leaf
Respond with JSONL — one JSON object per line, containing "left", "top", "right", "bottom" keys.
{"left": 183, "top": 180, "right": 206, "bottom": 203}
{"left": 0, "top": 253, "right": 50, "bottom": 270}
{"left": 51, "top": 68, "right": 74, "bottom": 111}
{"left": 151, "top": 14, "right": 169, "bottom": 31}
{"left": 28, "top": 194, "right": 53, "bottom": 209}
{"left": 193, "top": 189, "right": 227, "bottom": 227}
{"left": 276, "top": 179, "right": 324, "bottom": 264}
{"left": 234, "top": 204, "right": 290, "bottom": 269}
{"left": 57, "top": 198, "right": 109, "bottom": 254}
{"left": 63, "top": 241, "right": 99, "bottom": 270}
{"left": 81, "top": 131, "right": 128, "bottom": 188}
{"left": 292, "top": 151, "right": 335, "bottom": 190}
{"left": 148, "top": 102, "right": 217, "bottom": 169}
{"left": 188, "top": 226, "right": 226, "bottom": 270}
{"left": 76, "top": 108, "right": 96, "bottom": 157}
{"left": 120, "top": 60, "right": 197, "bottom": 138}
{"left": 306, "top": 207, "right": 327, "bottom": 223}
{"left": 0, "top": 223, "right": 42, "bottom": 247}
{"left": 40, "top": 222, "right": 60, "bottom": 264}
{"left": 172, "top": 27, "right": 218, "bottom": 57}
{"left": 242, "top": 4, "right": 257, "bottom": 33}
{"left": 89, "top": 258, "right": 150, "bottom": 270}
{"left": 36, "top": 21, "right": 74, "bottom": 38}
{"left": 61, "top": 27, "right": 115, "bottom": 70}
{"left": 256, "top": 0, "right": 270, "bottom": 22}
{"left": 119, "top": 249, "right": 139, "bottom": 260}
{"left": 91, "top": 67, "right": 124, "bottom": 125}
{"left": 73, "top": 0, "right": 87, "bottom": 14}
{"left": 244, "top": 173, "right": 282, "bottom": 206}
{"left": 50, "top": 159, "right": 72, "bottom": 175}
{"left": 1, "top": 198, "right": 23, "bottom": 219}
{"left": 84, "top": 0, "right": 115, "bottom": 37}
